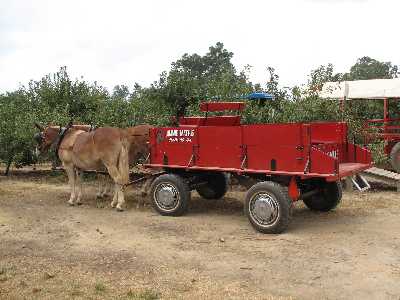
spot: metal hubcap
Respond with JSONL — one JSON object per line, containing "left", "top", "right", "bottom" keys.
{"left": 249, "top": 192, "right": 279, "bottom": 226}
{"left": 154, "top": 183, "right": 180, "bottom": 211}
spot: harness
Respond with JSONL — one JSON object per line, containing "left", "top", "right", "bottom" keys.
{"left": 52, "top": 123, "right": 73, "bottom": 161}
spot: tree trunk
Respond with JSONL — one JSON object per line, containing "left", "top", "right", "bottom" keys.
{"left": 5, "top": 153, "right": 14, "bottom": 176}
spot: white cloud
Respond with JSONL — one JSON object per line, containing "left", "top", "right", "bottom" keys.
{"left": 0, "top": 0, "right": 399, "bottom": 93}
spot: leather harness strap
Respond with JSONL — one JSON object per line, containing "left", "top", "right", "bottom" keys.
{"left": 52, "top": 123, "right": 73, "bottom": 161}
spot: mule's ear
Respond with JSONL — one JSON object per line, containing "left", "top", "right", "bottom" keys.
{"left": 34, "top": 122, "right": 44, "bottom": 131}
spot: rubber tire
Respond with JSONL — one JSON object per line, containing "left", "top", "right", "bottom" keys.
{"left": 150, "top": 173, "right": 190, "bottom": 216}
{"left": 303, "top": 181, "right": 342, "bottom": 212}
{"left": 244, "top": 181, "right": 292, "bottom": 234}
{"left": 196, "top": 173, "right": 228, "bottom": 200}
{"left": 390, "top": 142, "right": 400, "bottom": 173}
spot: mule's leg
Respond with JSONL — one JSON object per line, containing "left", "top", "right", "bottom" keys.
{"left": 96, "top": 174, "right": 104, "bottom": 199}
{"left": 104, "top": 164, "right": 127, "bottom": 211}
{"left": 137, "top": 177, "right": 154, "bottom": 208}
{"left": 110, "top": 184, "right": 119, "bottom": 208}
{"left": 75, "top": 170, "right": 83, "bottom": 205}
{"left": 96, "top": 174, "right": 107, "bottom": 199}
{"left": 115, "top": 184, "right": 126, "bottom": 212}
{"left": 96, "top": 174, "right": 113, "bottom": 199}
{"left": 65, "top": 165, "right": 76, "bottom": 206}
{"left": 103, "top": 140, "right": 130, "bottom": 211}
{"left": 101, "top": 176, "right": 113, "bottom": 198}
{"left": 140, "top": 177, "right": 154, "bottom": 197}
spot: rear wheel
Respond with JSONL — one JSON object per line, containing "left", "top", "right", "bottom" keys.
{"left": 390, "top": 142, "right": 400, "bottom": 173}
{"left": 244, "top": 181, "right": 292, "bottom": 234}
{"left": 196, "top": 173, "right": 228, "bottom": 200}
{"left": 303, "top": 181, "right": 342, "bottom": 212}
{"left": 150, "top": 174, "right": 190, "bottom": 216}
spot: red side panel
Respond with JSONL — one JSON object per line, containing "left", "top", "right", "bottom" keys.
{"left": 197, "top": 127, "right": 242, "bottom": 168}
{"left": 150, "top": 127, "right": 196, "bottom": 166}
{"left": 309, "top": 147, "right": 336, "bottom": 175}
{"left": 242, "top": 124, "right": 306, "bottom": 172}
{"left": 309, "top": 122, "right": 347, "bottom": 144}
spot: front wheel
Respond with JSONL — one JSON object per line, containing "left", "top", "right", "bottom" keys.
{"left": 303, "top": 181, "right": 342, "bottom": 212}
{"left": 244, "top": 181, "right": 292, "bottom": 234}
{"left": 150, "top": 174, "right": 190, "bottom": 216}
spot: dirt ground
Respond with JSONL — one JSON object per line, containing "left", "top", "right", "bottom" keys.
{"left": 0, "top": 168, "right": 400, "bottom": 300}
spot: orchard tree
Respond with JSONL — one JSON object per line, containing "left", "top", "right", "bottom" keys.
{"left": 344, "top": 56, "right": 398, "bottom": 80}
{"left": 0, "top": 90, "right": 36, "bottom": 175}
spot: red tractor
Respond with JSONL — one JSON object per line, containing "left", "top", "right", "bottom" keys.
{"left": 144, "top": 101, "right": 372, "bottom": 233}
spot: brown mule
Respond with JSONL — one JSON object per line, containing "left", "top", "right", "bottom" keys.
{"left": 96, "top": 124, "right": 154, "bottom": 207}
{"left": 34, "top": 124, "right": 130, "bottom": 211}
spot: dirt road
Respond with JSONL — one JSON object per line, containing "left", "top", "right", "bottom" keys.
{"left": 0, "top": 171, "right": 400, "bottom": 299}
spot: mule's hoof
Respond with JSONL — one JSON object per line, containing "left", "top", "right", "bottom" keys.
{"left": 68, "top": 202, "right": 75, "bottom": 206}
{"left": 116, "top": 207, "right": 124, "bottom": 212}
{"left": 76, "top": 202, "right": 83, "bottom": 206}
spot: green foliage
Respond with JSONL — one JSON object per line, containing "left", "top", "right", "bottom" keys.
{"left": 0, "top": 90, "right": 36, "bottom": 173}
{"left": 343, "top": 56, "right": 398, "bottom": 80}
{"left": 155, "top": 42, "right": 253, "bottom": 119}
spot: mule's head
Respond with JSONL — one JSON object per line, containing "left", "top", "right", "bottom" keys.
{"left": 34, "top": 123, "right": 60, "bottom": 153}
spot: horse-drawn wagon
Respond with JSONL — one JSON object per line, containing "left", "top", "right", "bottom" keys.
{"left": 144, "top": 101, "right": 372, "bottom": 233}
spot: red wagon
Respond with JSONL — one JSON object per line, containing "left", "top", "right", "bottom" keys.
{"left": 144, "top": 101, "right": 372, "bottom": 233}
{"left": 321, "top": 78, "right": 400, "bottom": 172}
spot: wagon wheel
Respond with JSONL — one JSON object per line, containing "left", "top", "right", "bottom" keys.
{"left": 390, "top": 142, "right": 400, "bottom": 173}
{"left": 303, "top": 181, "right": 342, "bottom": 212}
{"left": 244, "top": 181, "right": 292, "bottom": 234}
{"left": 196, "top": 173, "right": 228, "bottom": 200}
{"left": 150, "top": 173, "right": 190, "bottom": 216}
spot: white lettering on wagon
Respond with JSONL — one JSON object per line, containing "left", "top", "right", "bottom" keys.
{"left": 327, "top": 150, "right": 338, "bottom": 159}
{"left": 166, "top": 129, "right": 195, "bottom": 143}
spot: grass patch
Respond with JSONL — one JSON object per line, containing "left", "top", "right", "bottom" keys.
{"left": 69, "top": 282, "right": 84, "bottom": 297}
{"left": 126, "top": 289, "right": 160, "bottom": 300}
{"left": 0, "top": 265, "right": 16, "bottom": 280}
{"left": 95, "top": 282, "right": 106, "bottom": 293}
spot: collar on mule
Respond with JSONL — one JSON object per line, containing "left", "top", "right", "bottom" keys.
{"left": 52, "top": 122, "right": 73, "bottom": 161}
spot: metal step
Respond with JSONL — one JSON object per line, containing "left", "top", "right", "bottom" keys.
{"left": 351, "top": 174, "right": 371, "bottom": 192}
{"left": 361, "top": 167, "right": 400, "bottom": 192}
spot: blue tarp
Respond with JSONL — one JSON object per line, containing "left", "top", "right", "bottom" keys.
{"left": 246, "top": 92, "right": 274, "bottom": 100}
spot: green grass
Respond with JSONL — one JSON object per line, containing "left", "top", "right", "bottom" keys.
{"left": 126, "top": 289, "right": 160, "bottom": 300}
{"left": 94, "top": 282, "right": 106, "bottom": 293}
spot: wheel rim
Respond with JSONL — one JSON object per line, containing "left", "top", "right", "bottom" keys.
{"left": 249, "top": 192, "right": 280, "bottom": 227}
{"left": 154, "top": 183, "right": 180, "bottom": 211}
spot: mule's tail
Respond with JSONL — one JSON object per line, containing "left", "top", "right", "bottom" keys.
{"left": 118, "top": 134, "right": 130, "bottom": 185}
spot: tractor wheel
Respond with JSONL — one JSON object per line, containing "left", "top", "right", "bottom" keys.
{"left": 390, "top": 142, "right": 400, "bottom": 173}
{"left": 150, "top": 174, "right": 190, "bottom": 216}
{"left": 244, "top": 181, "right": 292, "bottom": 234}
{"left": 303, "top": 181, "right": 342, "bottom": 212}
{"left": 196, "top": 173, "right": 228, "bottom": 200}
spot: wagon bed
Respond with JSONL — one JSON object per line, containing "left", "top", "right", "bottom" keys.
{"left": 145, "top": 102, "right": 371, "bottom": 180}
{"left": 143, "top": 101, "right": 372, "bottom": 234}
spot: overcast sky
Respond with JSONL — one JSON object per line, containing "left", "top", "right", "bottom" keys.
{"left": 0, "top": 0, "right": 398, "bottom": 93}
